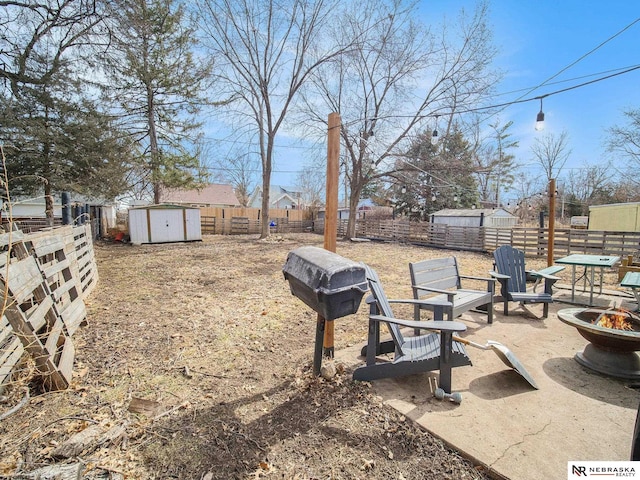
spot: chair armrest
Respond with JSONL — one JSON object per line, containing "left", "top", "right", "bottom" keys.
{"left": 388, "top": 298, "right": 453, "bottom": 308}
{"left": 411, "top": 285, "right": 456, "bottom": 300}
{"left": 528, "top": 270, "right": 561, "bottom": 281}
{"left": 489, "top": 271, "right": 510, "bottom": 280}
{"left": 370, "top": 314, "right": 466, "bottom": 332}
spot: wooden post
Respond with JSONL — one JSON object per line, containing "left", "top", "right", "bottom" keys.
{"left": 322, "top": 112, "right": 340, "bottom": 359}
{"left": 547, "top": 178, "right": 556, "bottom": 266}
{"left": 325, "top": 112, "right": 340, "bottom": 253}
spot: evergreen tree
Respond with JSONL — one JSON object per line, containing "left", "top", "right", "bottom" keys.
{"left": 102, "top": 0, "right": 212, "bottom": 203}
{"left": 0, "top": 70, "right": 131, "bottom": 218}
{"left": 396, "top": 124, "right": 478, "bottom": 219}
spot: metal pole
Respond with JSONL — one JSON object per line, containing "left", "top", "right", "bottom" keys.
{"left": 548, "top": 179, "right": 556, "bottom": 267}
{"left": 61, "top": 192, "right": 71, "bottom": 225}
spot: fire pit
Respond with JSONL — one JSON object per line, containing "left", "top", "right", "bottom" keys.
{"left": 557, "top": 307, "right": 640, "bottom": 379}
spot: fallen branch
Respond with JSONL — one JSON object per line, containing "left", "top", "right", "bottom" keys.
{"left": 0, "top": 387, "right": 29, "bottom": 421}
{"left": 153, "top": 401, "right": 190, "bottom": 421}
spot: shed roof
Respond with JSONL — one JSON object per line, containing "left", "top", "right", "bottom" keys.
{"left": 432, "top": 208, "right": 514, "bottom": 217}
{"left": 129, "top": 204, "right": 199, "bottom": 210}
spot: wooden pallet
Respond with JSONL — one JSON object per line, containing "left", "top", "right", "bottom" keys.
{"left": 0, "top": 319, "right": 24, "bottom": 390}
{"left": 0, "top": 252, "right": 73, "bottom": 391}
{"left": 71, "top": 224, "right": 99, "bottom": 298}
{"left": 22, "top": 231, "right": 87, "bottom": 335}
{"left": 231, "top": 217, "right": 250, "bottom": 234}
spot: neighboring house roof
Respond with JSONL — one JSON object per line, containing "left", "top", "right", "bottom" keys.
{"left": 163, "top": 184, "right": 241, "bottom": 207}
{"left": 248, "top": 185, "right": 304, "bottom": 208}
{"left": 432, "top": 208, "right": 515, "bottom": 217}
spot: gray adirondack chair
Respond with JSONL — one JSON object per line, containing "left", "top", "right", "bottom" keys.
{"left": 491, "top": 245, "right": 563, "bottom": 318}
{"left": 410, "top": 257, "right": 495, "bottom": 324}
{"left": 353, "top": 264, "right": 472, "bottom": 394}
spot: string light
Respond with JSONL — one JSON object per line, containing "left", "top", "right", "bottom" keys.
{"left": 431, "top": 115, "right": 439, "bottom": 145}
{"left": 535, "top": 98, "right": 545, "bottom": 131}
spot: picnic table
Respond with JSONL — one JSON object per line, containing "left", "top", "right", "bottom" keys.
{"left": 555, "top": 254, "right": 620, "bottom": 306}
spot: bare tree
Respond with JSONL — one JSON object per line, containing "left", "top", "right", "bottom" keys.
{"left": 196, "top": 0, "right": 349, "bottom": 238}
{"left": 472, "top": 119, "right": 518, "bottom": 207}
{"left": 296, "top": 160, "right": 325, "bottom": 209}
{"left": 509, "top": 173, "right": 545, "bottom": 224}
{"left": 530, "top": 130, "right": 572, "bottom": 182}
{"left": 563, "top": 163, "right": 613, "bottom": 215}
{"left": 0, "top": 0, "right": 107, "bottom": 97}
{"left": 215, "top": 149, "right": 259, "bottom": 207}
{"left": 606, "top": 107, "right": 640, "bottom": 182}
{"left": 296, "top": 0, "right": 499, "bottom": 238}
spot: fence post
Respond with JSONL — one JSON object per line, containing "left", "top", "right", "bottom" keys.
{"left": 61, "top": 192, "right": 71, "bottom": 225}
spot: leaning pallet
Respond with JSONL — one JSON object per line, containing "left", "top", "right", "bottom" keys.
{"left": 0, "top": 316, "right": 24, "bottom": 388}
{"left": 21, "top": 229, "right": 87, "bottom": 335}
{"left": 70, "top": 224, "right": 99, "bottom": 298}
{"left": 0, "top": 248, "right": 74, "bottom": 391}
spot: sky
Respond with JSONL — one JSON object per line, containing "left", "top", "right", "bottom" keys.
{"left": 461, "top": 0, "right": 640, "bottom": 193}
{"left": 218, "top": 1, "right": 640, "bottom": 198}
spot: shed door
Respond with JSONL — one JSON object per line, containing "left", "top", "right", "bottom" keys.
{"left": 149, "top": 209, "right": 185, "bottom": 243}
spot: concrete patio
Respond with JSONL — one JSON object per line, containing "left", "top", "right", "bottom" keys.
{"left": 338, "top": 285, "right": 640, "bottom": 480}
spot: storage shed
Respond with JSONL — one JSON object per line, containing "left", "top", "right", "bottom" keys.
{"left": 128, "top": 204, "right": 202, "bottom": 244}
{"left": 430, "top": 208, "right": 518, "bottom": 228}
{"left": 588, "top": 202, "right": 640, "bottom": 231}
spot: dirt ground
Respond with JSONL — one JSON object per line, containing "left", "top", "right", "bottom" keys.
{"left": 0, "top": 233, "right": 593, "bottom": 479}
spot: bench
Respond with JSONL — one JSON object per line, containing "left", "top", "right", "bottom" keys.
{"left": 621, "top": 271, "right": 640, "bottom": 311}
{"left": 530, "top": 265, "right": 565, "bottom": 292}
{"left": 410, "top": 257, "right": 495, "bottom": 324}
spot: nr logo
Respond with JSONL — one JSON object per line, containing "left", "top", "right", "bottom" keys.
{"left": 572, "top": 465, "right": 587, "bottom": 476}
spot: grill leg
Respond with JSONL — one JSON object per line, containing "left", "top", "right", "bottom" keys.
{"left": 313, "top": 314, "right": 326, "bottom": 376}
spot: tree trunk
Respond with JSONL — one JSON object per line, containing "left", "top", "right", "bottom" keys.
{"left": 259, "top": 135, "right": 274, "bottom": 239}
{"left": 345, "top": 181, "right": 361, "bottom": 239}
{"left": 260, "top": 180, "right": 271, "bottom": 239}
{"left": 44, "top": 181, "right": 54, "bottom": 227}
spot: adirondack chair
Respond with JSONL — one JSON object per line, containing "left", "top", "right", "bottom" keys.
{"left": 491, "top": 245, "right": 563, "bottom": 318}
{"left": 409, "top": 257, "right": 495, "bottom": 324}
{"left": 353, "top": 264, "right": 472, "bottom": 394}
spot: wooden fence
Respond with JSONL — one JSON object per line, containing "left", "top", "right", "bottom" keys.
{"left": 201, "top": 216, "right": 313, "bottom": 235}
{"left": 0, "top": 224, "right": 98, "bottom": 392}
{"left": 312, "top": 218, "right": 640, "bottom": 258}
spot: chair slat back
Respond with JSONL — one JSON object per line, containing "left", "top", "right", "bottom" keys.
{"left": 493, "top": 245, "right": 528, "bottom": 294}
{"left": 410, "top": 257, "right": 461, "bottom": 293}
{"left": 363, "top": 264, "right": 404, "bottom": 346}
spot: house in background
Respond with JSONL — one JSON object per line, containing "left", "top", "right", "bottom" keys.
{"left": 162, "top": 183, "right": 241, "bottom": 208}
{"left": 430, "top": 208, "right": 518, "bottom": 228}
{"left": 4, "top": 193, "right": 117, "bottom": 236}
{"left": 248, "top": 185, "right": 304, "bottom": 209}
